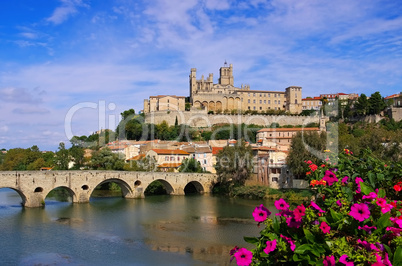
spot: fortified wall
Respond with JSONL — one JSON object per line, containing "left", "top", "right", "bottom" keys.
{"left": 144, "top": 110, "right": 320, "bottom": 127}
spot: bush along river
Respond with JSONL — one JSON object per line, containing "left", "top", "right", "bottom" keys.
{"left": 0, "top": 184, "right": 283, "bottom": 265}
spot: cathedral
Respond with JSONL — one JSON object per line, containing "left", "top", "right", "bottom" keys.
{"left": 144, "top": 63, "right": 303, "bottom": 114}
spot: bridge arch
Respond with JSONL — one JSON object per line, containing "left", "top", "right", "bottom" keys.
{"left": 0, "top": 187, "right": 27, "bottom": 206}
{"left": 44, "top": 186, "right": 77, "bottom": 204}
{"left": 145, "top": 179, "right": 174, "bottom": 195}
{"left": 90, "top": 178, "right": 133, "bottom": 198}
{"left": 184, "top": 181, "right": 204, "bottom": 194}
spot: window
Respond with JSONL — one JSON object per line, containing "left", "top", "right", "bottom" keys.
{"left": 260, "top": 94, "right": 262, "bottom": 97}
{"left": 253, "top": 100, "right": 256, "bottom": 103}
{"left": 264, "top": 100, "right": 266, "bottom": 104}
{"left": 248, "top": 99, "right": 250, "bottom": 103}
{"left": 275, "top": 100, "right": 277, "bottom": 104}
{"left": 170, "top": 156, "right": 174, "bottom": 161}
{"left": 248, "top": 106, "right": 250, "bottom": 110}
{"left": 253, "top": 93, "right": 256, "bottom": 97}
{"left": 177, "top": 156, "right": 180, "bottom": 161}
{"left": 204, "top": 153, "right": 206, "bottom": 158}
{"left": 253, "top": 106, "right": 256, "bottom": 110}
{"left": 278, "top": 100, "right": 280, "bottom": 104}
{"left": 165, "top": 156, "right": 169, "bottom": 161}
{"left": 268, "top": 100, "right": 271, "bottom": 104}
{"left": 275, "top": 94, "right": 277, "bottom": 98}
{"left": 268, "top": 94, "right": 271, "bottom": 97}
{"left": 260, "top": 107, "right": 262, "bottom": 110}
{"left": 259, "top": 100, "right": 262, "bottom": 104}
{"left": 272, "top": 177, "right": 278, "bottom": 182}
{"left": 204, "top": 159, "right": 207, "bottom": 164}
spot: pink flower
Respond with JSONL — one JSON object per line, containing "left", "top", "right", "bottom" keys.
{"left": 362, "top": 192, "right": 378, "bottom": 200}
{"left": 280, "top": 234, "right": 296, "bottom": 251}
{"left": 349, "top": 203, "right": 370, "bottom": 222}
{"left": 390, "top": 216, "right": 402, "bottom": 228}
{"left": 320, "top": 221, "right": 331, "bottom": 234}
{"left": 376, "top": 198, "right": 387, "bottom": 208}
{"left": 336, "top": 200, "right": 342, "bottom": 207}
{"left": 252, "top": 204, "right": 271, "bottom": 223}
{"left": 323, "top": 255, "right": 336, "bottom": 266}
{"left": 358, "top": 225, "right": 377, "bottom": 233}
{"left": 339, "top": 254, "right": 354, "bottom": 266}
{"left": 263, "top": 240, "right": 277, "bottom": 255}
{"left": 322, "top": 170, "right": 338, "bottom": 186}
{"left": 306, "top": 160, "right": 312, "bottom": 164}
{"left": 355, "top": 177, "right": 363, "bottom": 185}
{"left": 234, "top": 248, "right": 253, "bottom": 266}
{"left": 381, "top": 204, "right": 394, "bottom": 214}
{"left": 286, "top": 215, "right": 302, "bottom": 228}
{"left": 310, "top": 201, "right": 326, "bottom": 213}
{"left": 293, "top": 204, "right": 306, "bottom": 221}
{"left": 275, "top": 199, "right": 290, "bottom": 211}
{"left": 341, "top": 176, "right": 349, "bottom": 184}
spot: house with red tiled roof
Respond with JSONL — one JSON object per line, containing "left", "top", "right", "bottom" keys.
{"left": 145, "top": 149, "right": 190, "bottom": 172}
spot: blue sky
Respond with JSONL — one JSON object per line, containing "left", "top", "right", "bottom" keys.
{"left": 0, "top": 0, "right": 401, "bottom": 151}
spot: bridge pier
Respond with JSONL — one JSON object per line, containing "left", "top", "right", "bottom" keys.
{"left": 171, "top": 187, "right": 185, "bottom": 196}
{"left": 24, "top": 193, "right": 45, "bottom": 208}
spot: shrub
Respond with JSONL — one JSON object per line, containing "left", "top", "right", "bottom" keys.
{"left": 231, "top": 149, "right": 402, "bottom": 265}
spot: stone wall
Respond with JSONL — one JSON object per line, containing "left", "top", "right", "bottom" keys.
{"left": 389, "top": 107, "right": 402, "bottom": 122}
{"left": 145, "top": 110, "right": 320, "bottom": 127}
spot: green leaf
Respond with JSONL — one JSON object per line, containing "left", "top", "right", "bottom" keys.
{"left": 375, "top": 212, "right": 392, "bottom": 230}
{"left": 368, "top": 172, "right": 375, "bottom": 187}
{"left": 243, "top": 237, "right": 259, "bottom": 244}
{"left": 273, "top": 217, "right": 280, "bottom": 234}
{"left": 330, "top": 209, "right": 343, "bottom": 223}
{"left": 294, "top": 244, "right": 313, "bottom": 254}
{"left": 303, "top": 229, "right": 316, "bottom": 244}
{"left": 360, "top": 182, "right": 374, "bottom": 195}
{"left": 393, "top": 247, "right": 402, "bottom": 265}
{"left": 377, "top": 173, "right": 385, "bottom": 181}
{"left": 341, "top": 187, "right": 353, "bottom": 201}
{"left": 377, "top": 188, "right": 386, "bottom": 198}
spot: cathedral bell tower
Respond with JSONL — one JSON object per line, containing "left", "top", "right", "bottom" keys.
{"left": 218, "top": 61, "right": 234, "bottom": 86}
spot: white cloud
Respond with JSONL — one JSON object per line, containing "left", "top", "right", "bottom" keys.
{"left": 47, "top": 0, "right": 89, "bottom": 25}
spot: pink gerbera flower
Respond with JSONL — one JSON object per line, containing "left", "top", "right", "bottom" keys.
{"left": 349, "top": 203, "right": 370, "bottom": 222}
{"left": 320, "top": 221, "right": 331, "bottom": 234}
{"left": 275, "top": 198, "right": 289, "bottom": 210}
{"left": 234, "top": 248, "right": 253, "bottom": 266}
{"left": 252, "top": 204, "right": 271, "bottom": 223}
{"left": 263, "top": 240, "right": 277, "bottom": 255}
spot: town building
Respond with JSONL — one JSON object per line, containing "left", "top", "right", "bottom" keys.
{"left": 302, "top": 97, "right": 322, "bottom": 111}
{"left": 143, "top": 63, "right": 303, "bottom": 114}
{"left": 190, "top": 63, "right": 302, "bottom": 114}
{"left": 143, "top": 95, "right": 186, "bottom": 113}
{"left": 145, "top": 149, "right": 190, "bottom": 172}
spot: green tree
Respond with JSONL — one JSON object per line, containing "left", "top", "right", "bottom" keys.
{"left": 354, "top": 94, "right": 369, "bottom": 116}
{"left": 90, "top": 147, "right": 124, "bottom": 170}
{"left": 178, "top": 158, "right": 204, "bottom": 173}
{"left": 120, "top": 108, "right": 135, "bottom": 120}
{"left": 69, "top": 145, "right": 85, "bottom": 169}
{"left": 286, "top": 131, "right": 327, "bottom": 179}
{"left": 214, "top": 140, "right": 253, "bottom": 186}
{"left": 0, "top": 148, "right": 27, "bottom": 170}
{"left": 368, "top": 91, "right": 386, "bottom": 115}
{"left": 56, "top": 142, "right": 69, "bottom": 170}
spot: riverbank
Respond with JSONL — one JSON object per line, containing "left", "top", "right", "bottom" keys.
{"left": 230, "top": 185, "right": 313, "bottom": 201}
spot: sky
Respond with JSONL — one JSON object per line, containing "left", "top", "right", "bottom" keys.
{"left": 0, "top": 0, "right": 401, "bottom": 151}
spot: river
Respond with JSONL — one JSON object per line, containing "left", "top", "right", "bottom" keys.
{"left": 0, "top": 188, "right": 277, "bottom": 265}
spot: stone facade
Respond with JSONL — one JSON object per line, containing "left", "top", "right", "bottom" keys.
{"left": 190, "top": 63, "right": 302, "bottom": 113}
{"left": 144, "top": 109, "right": 320, "bottom": 127}
{"left": 144, "top": 63, "right": 303, "bottom": 114}
{"left": 0, "top": 171, "right": 217, "bottom": 207}
{"left": 144, "top": 95, "right": 186, "bottom": 113}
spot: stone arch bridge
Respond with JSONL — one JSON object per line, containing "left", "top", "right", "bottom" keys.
{"left": 0, "top": 171, "right": 218, "bottom": 208}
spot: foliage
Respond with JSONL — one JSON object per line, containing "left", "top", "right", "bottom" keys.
{"left": 214, "top": 140, "right": 253, "bottom": 186}
{"left": 232, "top": 150, "right": 402, "bottom": 265}
{"left": 354, "top": 94, "right": 369, "bottom": 116}
{"left": 178, "top": 158, "right": 204, "bottom": 173}
{"left": 55, "top": 142, "right": 69, "bottom": 170}
{"left": 368, "top": 91, "right": 386, "bottom": 115}
{"left": 124, "top": 155, "right": 157, "bottom": 172}
{"left": 0, "top": 146, "right": 55, "bottom": 171}
{"left": 230, "top": 186, "right": 313, "bottom": 201}
{"left": 286, "top": 131, "right": 327, "bottom": 179}
{"left": 144, "top": 181, "right": 167, "bottom": 195}
{"left": 90, "top": 147, "right": 124, "bottom": 170}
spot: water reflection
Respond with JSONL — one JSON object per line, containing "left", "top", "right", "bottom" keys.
{"left": 0, "top": 188, "right": 273, "bottom": 265}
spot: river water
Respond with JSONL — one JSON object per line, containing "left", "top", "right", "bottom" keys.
{"left": 0, "top": 188, "right": 276, "bottom": 265}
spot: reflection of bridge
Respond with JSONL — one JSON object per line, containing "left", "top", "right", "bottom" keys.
{"left": 0, "top": 171, "right": 218, "bottom": 207}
